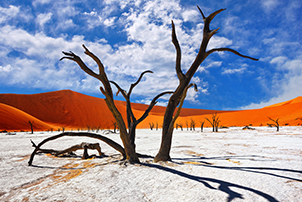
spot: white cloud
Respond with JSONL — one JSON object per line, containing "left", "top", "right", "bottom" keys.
{"left": 0, "top": 5, "right": 20, "bottom": 23}
{"left": 36, "top": 12, "right": 53, "bottom": 28}
{"left": 261, "top": 0, "right": 280, "bottom": 13}
{"left": 104, "top": 17, "right": 116, "bottom": 27}
{"left": 222, "top": 67, "right": 247, "bottom": 75}
{"left": 32, "top": 0, "right": 52, "bottom": 6}
{"left": 242, "top": 55, "right": 302, "bottom": 109}
{"left": 0, "top": 0, "right": 243, "bottom": 106}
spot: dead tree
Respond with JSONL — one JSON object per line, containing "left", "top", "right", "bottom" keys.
{"left": 149, "top": 123, "right": 155, "bottom": 130}
{"left": 178, "top": 122, "right": 183, "bottom": 131}
{"left": 268, "top": 117, "right": 280, "bottom": 132}
{"left": 60, "top": 46, "right": 172, "bottom": 163}
{"left": 28, "top": 120, "right": 34, "bottom": 134}
{"left": 206, "top": 113, "right": 220, "bottom": 132}
{"left": 186, "top": 121, "right": 189, "bottom": 131}
{"left": 112, "top": 121, "right": 118, "bottom": 133}
{"left": 154, "top": 6, "right": 258, "bottom": 162}
{"left": 190, "top": 118, "right": 196, "bottom": 131}
{"left": 200, "top": 121, "right": 205, "bottom": 132}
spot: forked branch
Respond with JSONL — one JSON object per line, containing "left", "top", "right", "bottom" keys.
{"left": 168, "top": 83, "right": 198, "bottom": 134}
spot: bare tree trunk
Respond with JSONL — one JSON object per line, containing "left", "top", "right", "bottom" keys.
{"left": 154, "top": 6, "right": 258, "bottom": 162}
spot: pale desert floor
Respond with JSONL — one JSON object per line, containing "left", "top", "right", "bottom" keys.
{"left": 0, "top": 127, "right": 301, "bottom": 201}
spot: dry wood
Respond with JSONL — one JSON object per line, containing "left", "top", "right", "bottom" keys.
{"left": 28, "top": 132, "right": 125, "bottom": 166}
{"left": 31, "top": 140, "right": 103, "bottom": 159}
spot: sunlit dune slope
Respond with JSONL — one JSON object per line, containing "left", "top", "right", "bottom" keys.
{"left": 0, "top": 103, "right": 55, "bottom": 131}
{"left": 183, "top": 99, "right": 302, "bottom": 128}
{"left": 0, "top": 90, "right": 301, "bottom": 131}
{"left": 0, "top": 90, "right": 126, "bottom": 130}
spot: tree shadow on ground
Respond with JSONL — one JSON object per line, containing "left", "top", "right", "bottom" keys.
{"left": 141, "top": 162, "right": 278, "bottom": 202}
{"left": 173, "top": 155, "right": 302, "bottom": 182}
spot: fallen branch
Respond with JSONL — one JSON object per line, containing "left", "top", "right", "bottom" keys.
{"left": 31, "top": 140, "right": 104, "bottom": 159}
{"left": 28, "top": 132, "right": 126, "bottom": 166}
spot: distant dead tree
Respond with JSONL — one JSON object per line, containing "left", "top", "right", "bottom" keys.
{"left": 190, "top": 118, "right": 196, "bottom": 131}
{"left": 206, "top": 113, "right": 220, "bottom": 132}
{"left": 28, "top": 121, "right": 34, "bottom": 134}
{"left": 267, "top": 117, "right": 280, "bottom": 132}
{"left": 154, "top": 6, "right": 257, "bottom": 162}
{"left": 149, "top": 122, "right": 155, "bottom": 130}
{"left": 111, "top": 121, "right": 118, "bottom": 133}
{"left": 200, "top": 121, "right": 205, "bottom": 132}
{"left": 156, "top": 122, "right": 159, "bottom": 131}
{"left": 186, "top": 121, "right": 189, "bottom": 131}
{"left": 177, "top": 122, "right": 183, "bottom": 131}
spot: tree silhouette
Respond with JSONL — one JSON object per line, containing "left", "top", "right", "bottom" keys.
{"left": 268, "top": 117, "right": 280, "bottom": 132}
{"left": 206, "top": 113, "right": 220, "bottom": 132}
{"left": 154, "top": 6, "right": 258, "bottom": 162}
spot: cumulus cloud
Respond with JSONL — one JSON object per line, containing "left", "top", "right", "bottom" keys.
{"left": 1, "top": 0, "right": 271, "bottom": 109}
{"left": 36, "top": 12, "right": 53, "bottom": 28}
{"left": 0, "top": 5, "right": 19, "bottom": 23}
{"left": 242, "top": 55, "right": 302, "bottom": 109}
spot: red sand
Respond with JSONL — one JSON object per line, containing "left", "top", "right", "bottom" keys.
{"left": 0, "top": 90, "right": 301, "bottom": 131}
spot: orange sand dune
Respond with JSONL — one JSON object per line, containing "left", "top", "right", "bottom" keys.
{"left": 0, "top": 90, "right": 301, "bottom": 131}
{"left": 0, "top": 103, "right": 56, "bottom": 131}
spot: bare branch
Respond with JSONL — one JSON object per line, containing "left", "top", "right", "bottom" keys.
{"left": 110, "top": 81, "right": 128, "bottom": 99}
{"left": 128, "top": 70, "right": 153, "bottom": 96}
{"left": 207, "top": 48, "right": 259, "bottom": 61}
{"left": 197, "top": 5, "right": 206, "bottom": 20}
{"left": 199, "top": 6, "right": 226, "bottom": 33}
{"left": 82, "top": 44, "right": 106, "bottom": 75}
{"left": 61, "top": 51, "right": 100, "bottom": 79}
{"left": 171, "top": 20, "right": 184, "bottom": 80}
{"left": 137, "top": 91, "right": 174, "bottom": 124}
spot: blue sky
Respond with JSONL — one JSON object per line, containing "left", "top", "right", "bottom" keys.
{"left": 0, "top": 0, "right": 301, "bottom": 110}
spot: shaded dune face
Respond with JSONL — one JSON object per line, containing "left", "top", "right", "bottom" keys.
{"left": 0, "top": 90, "right": 301, "bottom": 131}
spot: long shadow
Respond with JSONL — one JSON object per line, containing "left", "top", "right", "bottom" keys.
{"left": 141, "top": 163, "right": 278, "bottom": 202}
{"left": 174, "top": 155, "right": 302, "bottom": 182}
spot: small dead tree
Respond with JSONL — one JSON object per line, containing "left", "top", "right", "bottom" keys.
{"left": 200, "top": 121, "right": 205, "bottom": 132}
{"left": 149, "top": 122, "right": 155, "bottom": 130}
{"left": 186, "top": 121, "right": 189, "bottom": 131}
{"left": 190, "top": 118, "right": 196, "bottom": 131}
{"left": 28, "top": 120, "right": 34, "bottom": 134}
{"left": 112, "top": 121, "right": 118, "bottom": 133}
{"left": 154, "top": 6, "right": 258, "bottom": 162}
{"left": 156, "top": 122, "right": 159, "bottom": 131}
{"left": 206, "top": 113, "right": 220, "bottom": 132}
{"left": 268, "top": 117, "right": 280, "bottom": 132}
{"left": 178, "top": 122, "right": 183, "bottom": 131}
